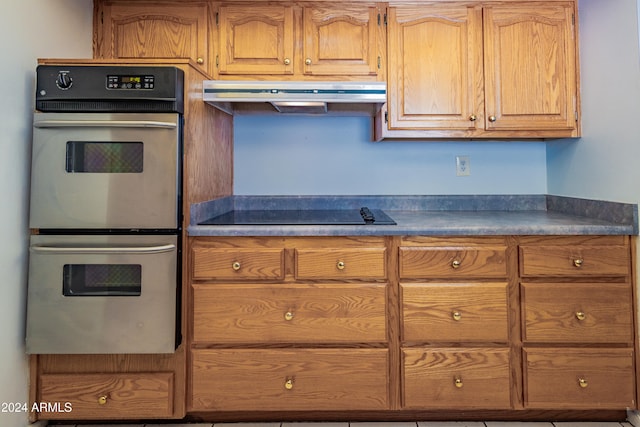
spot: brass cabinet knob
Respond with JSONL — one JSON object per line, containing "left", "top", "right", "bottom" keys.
{"left": 469, "top": 114, "right": 477, "bottom": 121}
{"left": 488, "top": 115, "right": 497, "bottom": 122}
{"left": 284, "top": 311, "right": 294, "bottom": 321}
{"left": 454, "top": 377, "right": 463, "bottom": 388}
{"left": 451, "top": 260, "right": 461, "bottom": 269}
{"left": 97, "top": 395, "right": 108, "bottom": 405}
{"left": 337, "top": 261, "right": 346, "bottom": 270}
{"left": 578, "top": 378, "right": 588, "bottom": 388}
{"left": 284, "top": 58, "right": 291, "bottom": 65}
{"left": 305, "top": 58, "right": 312, "bottom": 65}
{"left": 232, "top": 261, "right": 241, "bottom": 271}
{"left": 452, "top": 311, "right": 462, "bottom": 321}
{"left": 284, "top": 379, "right": 294, "bottom": 390}
{"left": 573, "top": 258, "right": 584, "bottom": 268}
{"left": 576, "top": 311, "right": 586, "bottom": 321}
{"left": 196, "top": 57, "right": 204, "bottom": 64}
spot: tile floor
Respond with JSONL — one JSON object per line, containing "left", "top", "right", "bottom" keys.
{"left": 49, "top": 422, "right": 637, "bottom": 427}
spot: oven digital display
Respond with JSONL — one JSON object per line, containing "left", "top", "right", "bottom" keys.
{"left": 107, "top": 74, "right": 155, "bottom": 90}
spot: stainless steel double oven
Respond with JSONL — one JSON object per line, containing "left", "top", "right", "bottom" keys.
{"left": 26, "top": 64, "right": 184, "bottom": 354}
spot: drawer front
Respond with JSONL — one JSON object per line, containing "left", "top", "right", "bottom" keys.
{"left": 399, "top": 247, "right": 507, "bottom": 278}
{"left": 520, "top": 246, "right": 630, "bottom": 277}
{"left": 524, "top": 348, "right": 636, "bottom": 409}
{"left": 192, "top": 283, "right": 387, "bottom": 343}
{"left": 191, "top": 348, "right": 389, "bottom": 411}
{"left": 401, "top": 282, "right": 509, "bottom": 342}
{"left": 39, "top": 372, "right": 173, "bottom": 419}
{"left": 522, "top": 282, "right": 633, "bottom": 344}
{"left": 295, "top": 248, "right": 387, "bottom": 279}
{"left": 402, "top": 348, "right": 511, "bottom": 409}
{"left": 192, "top": 247, "right": 284, "bottom": 280}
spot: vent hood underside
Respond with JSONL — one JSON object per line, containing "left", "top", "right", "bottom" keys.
{"left": 203, "top": 80, "right": 386, "bottom": 115}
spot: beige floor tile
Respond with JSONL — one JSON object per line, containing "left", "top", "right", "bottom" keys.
{"left": 418, "top": 422, "right": 484, "bottom": 427}
{"left": 213, "top": 424, "right": 279, "bottom": 427}
{"left": 148, "top": 424, "right": 214, "bottom": 427}
{"left": 283, "top": 423, "right": 349, "bottom": 427}
{"left": 485, "top": 423, "right": 554, "bottom": 427}
{"left": 352, "top": 422, "right": 417, "bottom": 427}
{"left": 553, "top": 423, "right": 625, "bottom": 427}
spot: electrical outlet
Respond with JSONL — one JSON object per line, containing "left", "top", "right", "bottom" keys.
{"left": 456, "top": 155, "right": 471, "bottom": 176}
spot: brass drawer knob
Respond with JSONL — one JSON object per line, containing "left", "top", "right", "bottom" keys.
{"left": 451, "top": 260, "right": 461, "bottom": 269}
{"left": 573, "top": 258, "right": 584, "bottom": 268}
{"left": 196, "top": 57, "right": 204, "bottom": 64}
{"left": 284, "top": 379, "right": 294, "bottom": 390}
{"left": 284, "top": 311, "right": 294, "bottom": 321}
{"left": 305, "top": 58, "right": 312, "bottom": 65}
{"left": 454, "top": 377, "right": 463, "bottom": 388}
{"left": 469, "top": 114, "right": 477, "bottom": 121}
{"left": 232, "top": 261, "right": 241, "bottom": 271}
{"left": 98, "top": 395, "right": 108, "bottom": 405}
{"left": 452, "top": 311, "right": 462, "bottom": 321}
{"left": 576, "top": 311, "right": 586, "bottom": 321}
{"left": 578, "top": 378, "right": 588, "bottom": 388}
{"left": 336, "top": 261, "right": 346, "bottom": 270}
{"left": 488, "top": 115, "right": 497, "bottom": 122}
{"left": 284, "top": 58, "right": 291, "bottom": 65}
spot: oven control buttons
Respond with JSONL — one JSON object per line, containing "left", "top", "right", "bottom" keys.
{"left": 55, "top": 72, "right": 73, "bottom": 90}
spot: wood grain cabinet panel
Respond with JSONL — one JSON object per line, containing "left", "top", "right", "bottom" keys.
{"left": 399, "top": 246, "right": 507, "bottom": 279}
{"left": 192, "top": 283, "right": 387, "bottom": 344}
{"left": 520, "top": 245, "right": 630, "bottom": 277}
{"left": 192, "top": 247, "right": 284, "bottom": 280}
{"left": 402, "top": 348, "right": 512, "bottom": 409}
{"left": 524, "top": 348, "right": 636, "bottom": 409}
{"left": 522, "top": 282, "right": 633, "bottom": 344}
{"left": 401, "top": 282, "right": 509, "bottom": 343}
{"left": 39, "top": 372, "right": 173, "bottom": 420}
{"left": 190, "top": 348, "right": 389, "bottom": 411}
{"left": 295, "top": 247, "right": 387, "bottom": 280}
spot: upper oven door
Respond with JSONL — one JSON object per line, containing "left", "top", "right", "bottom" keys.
{"left": 29, "top": 112, "right": 180, "bottom": 230}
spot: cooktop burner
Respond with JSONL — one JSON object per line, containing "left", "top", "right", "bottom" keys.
{"left": 199, "top": 207, "right": 396, "bottom": 225}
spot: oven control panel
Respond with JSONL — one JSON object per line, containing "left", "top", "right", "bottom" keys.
{"left": 107, "top": 74, "right": 155, "bottom": 90}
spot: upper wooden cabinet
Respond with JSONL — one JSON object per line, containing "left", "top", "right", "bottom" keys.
{"left": 94, "top": 1, "right": 213, "bottom": 74}
{"left": 215, "top": 3, "right": 385, "bottom": 80}
{"left": 381, "top": 2, "right": 580, "bottom": 139}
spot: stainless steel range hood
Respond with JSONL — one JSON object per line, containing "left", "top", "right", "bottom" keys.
{"left": 203, "top": 80, "right": 386, "bottom": 115}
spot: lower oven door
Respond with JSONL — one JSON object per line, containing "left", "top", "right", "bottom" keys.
{"left": 29, "top": 112, "right": 180, "bottom": 229}
{"left": 26, "top": 234, "right": 178, "bottom": 354}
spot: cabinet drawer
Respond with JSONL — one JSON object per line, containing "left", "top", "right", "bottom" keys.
{"left": 520, "top": 246, "right": 630, "bottom": 277}
{"left": 295, "top": 248, "right": 387, "bottom": 279}
{"left": 402, "top": 348, "right": 511, "bottom": 409}
{"left": 401, "top": 282, "right": 509, "bottom": 342}
{"left": 191, "top": 348, "right": 389, "bottom": 411}
{"left": 193, "top": 283, "right": 387, "bottom": 344}
{"left": 522, "top": 282, "right": 633, "bottom": 344}
{"left": 399, "top": 247, "right": 507, "bottom": 278}
{"left": 39, "top": 372, "right": 173, "bottom": 419}
{"left": 524, "top": 348, "right": 636, "bottom": 409}
{"left": 192, "top": 247, "right": 284, "bottom": 280}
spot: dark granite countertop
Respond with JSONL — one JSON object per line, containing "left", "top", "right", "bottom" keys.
{"left": 187, "top": 195, "right": 638, "bottom": 237}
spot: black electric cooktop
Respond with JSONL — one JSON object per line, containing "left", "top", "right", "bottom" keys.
{"left": 200, "top": 207, "right": 396, "bottom": 226}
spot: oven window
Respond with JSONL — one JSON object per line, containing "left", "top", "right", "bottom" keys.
{"left": 66, "top": 142, "right": 143, "bottom": 173}
{"left": 63, "top": 264, "right": 142, "bottom": 296}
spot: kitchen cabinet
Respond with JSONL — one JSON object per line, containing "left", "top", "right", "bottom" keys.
{"left": 519, "top": 236, "right": 636, "bottom": 409}
{"left": 94, "top": 1, "right": 213, "bottom": 74}
{"left": 379, "top": 1, "right": 579, "bottom": 139}
{"left": 215, "top": 3, "right": 385, "bottom": 80}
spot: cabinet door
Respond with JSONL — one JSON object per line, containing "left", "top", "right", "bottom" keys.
{"left": 387, "top": 5, "right": 483, "bottom": 130}
{"left": 218, "top": 5, "right": 294, "bottom": 76}
{"left": 98, "top": 2, "right": 211, "bottom": 73}
{"left": 303, "top": 5, "right": 381, "bottom": 78}
{"left": 483, "top": 3, "right": 578, "bottom": 132}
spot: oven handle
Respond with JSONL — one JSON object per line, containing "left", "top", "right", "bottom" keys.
{"left": 33, "top": 120, "right": 177, "bottom": 129}
{"left": 30, "top": 244, "right": 176, "bottom": 254}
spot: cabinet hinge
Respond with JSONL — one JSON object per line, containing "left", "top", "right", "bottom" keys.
{"left": 572, "top": 13, "right": 575, "bottom": 26}
{"left": 216, "top": 12, "right": 219, "bottom": 26}
{"left": 377, "top": 13, "right": 380, "bottom": 26}
{"left": 377, "top": 56, "right": 381, "bottom": 69}
{"left": 384, "top": 111, "right": 388, "bottom": 123}
{"left": 575, "top": 111, "right": 579, "bottom": 121}
{"left": 216, "top": 55, "right": 219, "bottom": 68}
{"left": 100, "top": 11, "right": 103, "bottom": 25}
{"left": 384, "top": 13, "right": 388, "bottom": 26}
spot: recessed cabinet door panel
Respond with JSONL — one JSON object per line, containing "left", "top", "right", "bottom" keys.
{"left": 387, "top": 5, "right": 483, "bottom": 130}
{"left": 483, "top": 4, "right": 577, "bottom": 131}
{"left": 303, "top": 5, "right": 379, "bottom": 77}
{"left": 218, "top": 5, "right": 294, "bottom": 75}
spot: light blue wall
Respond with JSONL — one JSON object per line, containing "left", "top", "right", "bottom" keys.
{"left": 547, "top": 0, "right": 640, "bottom": 204}
{"left": 0, "top": 2, "right": 93, "bottom": 427}
{"left": 234, "top": 115, "right": 547, "bottom": 195}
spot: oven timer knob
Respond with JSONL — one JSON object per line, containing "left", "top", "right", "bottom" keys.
{"left": 56, "top": 72, "right": 73, "bottom": 90}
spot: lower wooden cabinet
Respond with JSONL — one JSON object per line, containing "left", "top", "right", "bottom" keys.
{"left": 38, "top": 372, "right": 174, "bottom": 420}
{"left": 190, "top": 348, "right": 389, "bottom": 411}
